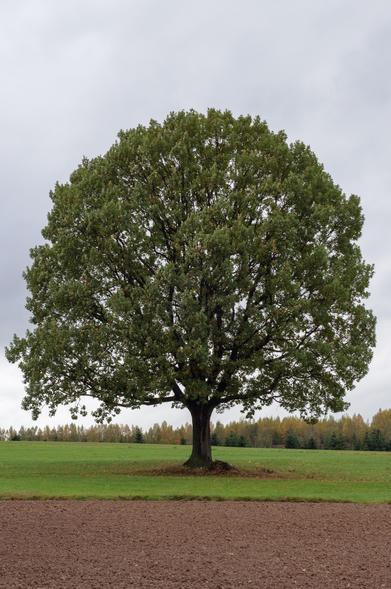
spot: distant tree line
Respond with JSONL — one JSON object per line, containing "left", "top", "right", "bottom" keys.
{"left": 2, "top": 409, "right": 391, "bottom": 450}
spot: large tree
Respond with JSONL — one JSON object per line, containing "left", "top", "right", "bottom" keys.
{"left": 6, "top": 110, "right": 375, "bottom": 467}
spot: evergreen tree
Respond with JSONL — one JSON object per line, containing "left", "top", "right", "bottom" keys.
{"left": 272, "top": 431, "right": 282, "bottom": 446}
{"left": 238, "top": 435, "right": 247, "bottom": 447}
{"left": 363, "top": 431, "right": 371, "bottom": 451}
{"left": 225, "top": 431, "right": 239, "bottom": 447}
{"left": 210, "top": 432, "right": 220, "bottom": 446}
{"left": 285, "top": 430, "right": 301, "bottom": 449}
{"left": 352, "top": 433, "right": 362, "bottom": 451}
{"left": 133, "top": 427, "right": 144, "bottom": 444}
{"left": 306, "top": 436, "right": 317, "bottom": 449}
{"left": 368, "top": 428, "right": 385, "bottom": 451}
{"left": 325, "top": 431, "right": 345, "bottom": 450}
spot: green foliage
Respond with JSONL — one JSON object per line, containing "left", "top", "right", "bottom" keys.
{"left": 285, "top": 430, "right": 301, "bottom": 449}
{"left": 238, "top": 435, "right": 248, "bottom": 447}
{"left": 306, "top": 436, "right": 318, "bottom": 450}
{"left": 272, "top": 431, "right": 283, "bottom": 446}
{"left": 6, "top": 109, "right": 375, "bottom": 425}
{"left": 210, "top": 432, "right": 220, "bottom": 446}
{"left": 225, "top": 431, "right": 240, "bottom": 447}
{"left": 325, "top": 432, "right": 346, "bottom": 450}
{"left": 363, "top": 429, "right": 385, "bottom": 451}
{"left": 352, "top": 434, "right": 362, "bottom": 451}
{"left": 133, "top": 426, "right": 144, "bottom": 444}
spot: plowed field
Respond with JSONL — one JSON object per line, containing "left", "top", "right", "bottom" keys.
{"left": 0, "top": 501, "right": 390, "bottom": 588}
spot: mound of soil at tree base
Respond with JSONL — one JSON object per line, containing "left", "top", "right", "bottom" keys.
{"left": 132, "top": 463, "right": 279, "bottom": 477}
{"left": 0, "top": 501, "right": 390, "bottom": 588}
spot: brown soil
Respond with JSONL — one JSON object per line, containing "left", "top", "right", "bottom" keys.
{"left": 0, "top": 501, "right": 390, "bottom": 588}
{"left": 132, "top": 464, "right": 278, "bottom": 477}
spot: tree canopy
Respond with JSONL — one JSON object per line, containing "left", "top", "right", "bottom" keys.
{"left": 6, "top": 109, "right": 376, "bottom": 466}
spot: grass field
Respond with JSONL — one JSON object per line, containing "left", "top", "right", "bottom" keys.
{"left": 0, "top": 441, "right": 390, "bottom": 503}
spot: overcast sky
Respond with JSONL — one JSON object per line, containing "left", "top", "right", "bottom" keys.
{"left": 1, "top": 0, "right": 390, "bottom": 429}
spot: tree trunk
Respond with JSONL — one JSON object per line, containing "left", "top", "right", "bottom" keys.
{"left": 184, "top": 403, "right": 214, "bottom": 468}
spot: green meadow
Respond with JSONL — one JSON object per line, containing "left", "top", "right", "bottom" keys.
{"left": 0, "top": 442, "right": 390, "bottom": 503}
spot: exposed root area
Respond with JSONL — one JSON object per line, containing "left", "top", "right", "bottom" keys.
{"left": 132, "top": 463, "right": 281, "bottom": 478}
{"left": 208, "top": 460, "right": 235, "bottom": 472}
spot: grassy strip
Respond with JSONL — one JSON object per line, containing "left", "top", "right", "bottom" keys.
{"left": 0, "top": 442, "right": 390, "bottom": 503}
{"left": 1, "top": 494, "right": 390, "bottom": 505}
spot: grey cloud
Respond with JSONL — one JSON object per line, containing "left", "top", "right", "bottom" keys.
{"left": 1, "top": 0, "right": 390, "bottom": 426}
